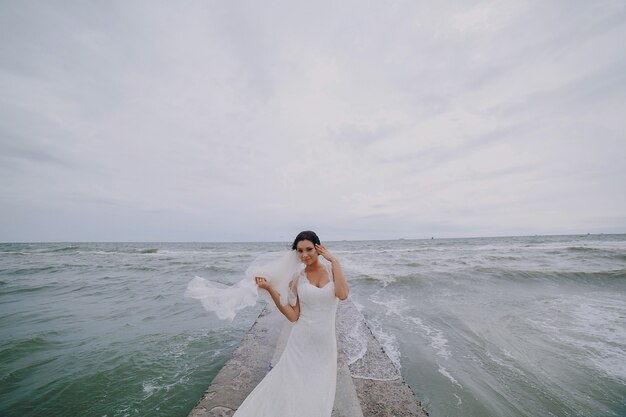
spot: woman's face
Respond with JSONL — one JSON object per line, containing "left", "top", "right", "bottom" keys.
{"left": 296, "top": 239, "right": 318, "bottom": 266}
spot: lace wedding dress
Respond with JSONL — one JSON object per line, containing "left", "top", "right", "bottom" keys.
{"left": 233, "top": 264, "right": 339, "bottom": 417}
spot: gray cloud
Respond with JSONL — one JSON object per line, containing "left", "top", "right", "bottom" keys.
{"left": 1, "top": 0, "right": 625, "bottom": 241}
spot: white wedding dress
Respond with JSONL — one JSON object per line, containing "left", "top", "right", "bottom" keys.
{"left": 233, "top": 264, "right": 339, "bottom": 417}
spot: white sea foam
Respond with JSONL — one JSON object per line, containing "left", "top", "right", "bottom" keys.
{"left": 409, "top": 317, "right": 451, "bottom": 359}
{"left": 369, "top": 289, "right": 407, "bottom": 317}
{"left": 484, "top": 349, "right": 507, "bottom": 368}
{"left": 341, "top": 256, "right": 397, "bottom": 286}
{"left": 367, "top": 317, "right": 402, "bottom": 370}
{"left": 438, "top": 366, "right": 462, "bottom": 387}
{"left": 561, "top": 295, "right": 626, "bottom": 382}
{"left": 351, "top": 298, "right": 366, "bottom": 312}
{"left": 368, "top": 289, "right": 453, "bottom": 363}
{"left": 142, "top": 376, "right": 189, "bottom": 399}
{"left": 338, "top": 306, "right": 368, "bottom": 365}
{"left": 142, "top": 382, "right": 158, "bottom": 396}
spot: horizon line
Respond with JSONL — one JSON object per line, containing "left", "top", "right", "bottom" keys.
{"left": 1, "top": 232, "right": 624, "bottom": 245}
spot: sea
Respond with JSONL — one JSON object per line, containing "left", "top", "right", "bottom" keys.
{"left": 1, "top": 234, "right": 625, "bottom": 417}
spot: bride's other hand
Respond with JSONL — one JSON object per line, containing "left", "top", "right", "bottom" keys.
{"left": 255, "top": 276, "right": 272, "bottom": 291}
{"left": 257, "top": 275, "right": 299, "bottom": 322}
{"left": 315, "top": 244, "right": 337, "bottom": 263}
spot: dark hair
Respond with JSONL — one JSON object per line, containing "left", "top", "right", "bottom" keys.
{"left": 291, "top": 230, "right": 321, "bottom": 250}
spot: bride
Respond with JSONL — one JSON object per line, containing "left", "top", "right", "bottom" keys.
{"left": 233, "top": 230, "right": 349, "bottom": 417}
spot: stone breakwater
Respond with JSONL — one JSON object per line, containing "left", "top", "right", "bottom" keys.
{"left": 187, "top": 300, "right": 428, "bottom": 417}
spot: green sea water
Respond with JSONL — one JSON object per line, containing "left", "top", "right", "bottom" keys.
{"left": 1, "top": 235, "right": 625, "bottom": 417}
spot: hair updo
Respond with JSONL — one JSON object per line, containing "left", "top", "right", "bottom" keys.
{"left": 291, "top": 230, "right": 321, "bottom": 250}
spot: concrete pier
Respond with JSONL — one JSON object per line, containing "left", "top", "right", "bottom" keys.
{"left": 187, "top": 300, "right": 429, "bottom": 417}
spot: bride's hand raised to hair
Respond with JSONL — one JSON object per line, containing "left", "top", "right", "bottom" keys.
{"left": 255, "top": 276, "right": 273, "bottom": 291}
{"left": 315, "top": 244, "right": 338, "bottom": 263}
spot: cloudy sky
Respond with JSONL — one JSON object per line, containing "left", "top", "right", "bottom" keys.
{"left": 1, "top": 1, "right": 625, "bottom": 242}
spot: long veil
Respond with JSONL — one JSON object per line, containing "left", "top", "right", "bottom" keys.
{"left": 184, "top": 250, "right": 302, "bottom": 320}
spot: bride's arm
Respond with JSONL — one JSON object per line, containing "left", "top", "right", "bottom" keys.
{"left": 329, "top": 259, "right": 349, "bottom": 300}
{"left": 256, "top": 277, "right": 300, "bottom": 322}
{"left": 315, "top": 244, "right": 349, "bottom": 300}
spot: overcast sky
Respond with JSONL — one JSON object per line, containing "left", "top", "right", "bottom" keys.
{"left": 1, "top": 1, "right": 625, "bottom": 242}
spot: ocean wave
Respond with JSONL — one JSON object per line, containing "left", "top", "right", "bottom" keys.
{"left": 350, "top": 273, "right": 387, "bottom": 284}
{"left": 568, "top": 269, "right": 626, "bottom": 281}
{"left": 346, "top": 265, "right": 626, "bottom": 292}
{"left": 468, "top": 267, "right": 626, "bottom": 283}
{"left": 389, "top": 273, "right": 430, "bottom": 285}
{"left": 409, "top": 316, "right": 451, "bottom": 359}
{"left": 338, "top": 310, "right": 368, "bottom": 365}
{"left": 1, "top": 263, "right": 90, "bottom": 273}
{"left": 0, "top": 334, "right": 61, "bottom": 362}
{"left": 108, "top": 247, "right": 159, "bottom": 254}
{"left": 0, "top": 250, "right": 28, "bottom": 256}
{"left": 76, "top": 247, "right": 160, "bottom": 255}
{"left": 5, "top": 245, "right": 162, "bottom": 255}
{"left": 351, "top": 272, "right": 427, "bottom": 287}
{"left": 203, "top": 265, "right": 238, "bottom": 274}
{"left": 0, "top": 284, "right": 58, "bottom": 295}
{"left": 2, "top": 266, "right": 60, "bottom": 275}
{"left": 438, "top": 366, "right": 462, "bottom": 387}
{"left": 126, "top": 266, "right": 158, "bottom": 271}
{"left": 48, "top": 245, "right": 81, "bottom": 253}
{"left": 566, "top": 246, "right": 626, "bottom": 260}
{"left": 366, "top": 318, "right": 402, "bottom": 372}
{"left": 538, "top": 269, "right": 626, "bottom": 284}
{"left": 483, "top": 255, "right": 520, "bottom": 261}
{"left": 138, "top": 248, "right": 158, "bottom": 254}
{"left": 2, "top": 335, "right": 48, "bottom": 351}
{"left": 567, "top": 246, "right": 599, "bottom": 252}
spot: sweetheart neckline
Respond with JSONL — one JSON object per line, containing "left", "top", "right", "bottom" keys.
{"left": 304, "top": 269, "right": 332, "bottom": 290}
{"left": 305, "top": 279, "right": 333, "bottom": 290}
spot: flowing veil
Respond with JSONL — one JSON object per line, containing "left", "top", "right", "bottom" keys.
{"left": 184, "top": 250, "right": 303, "bottom": 320}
